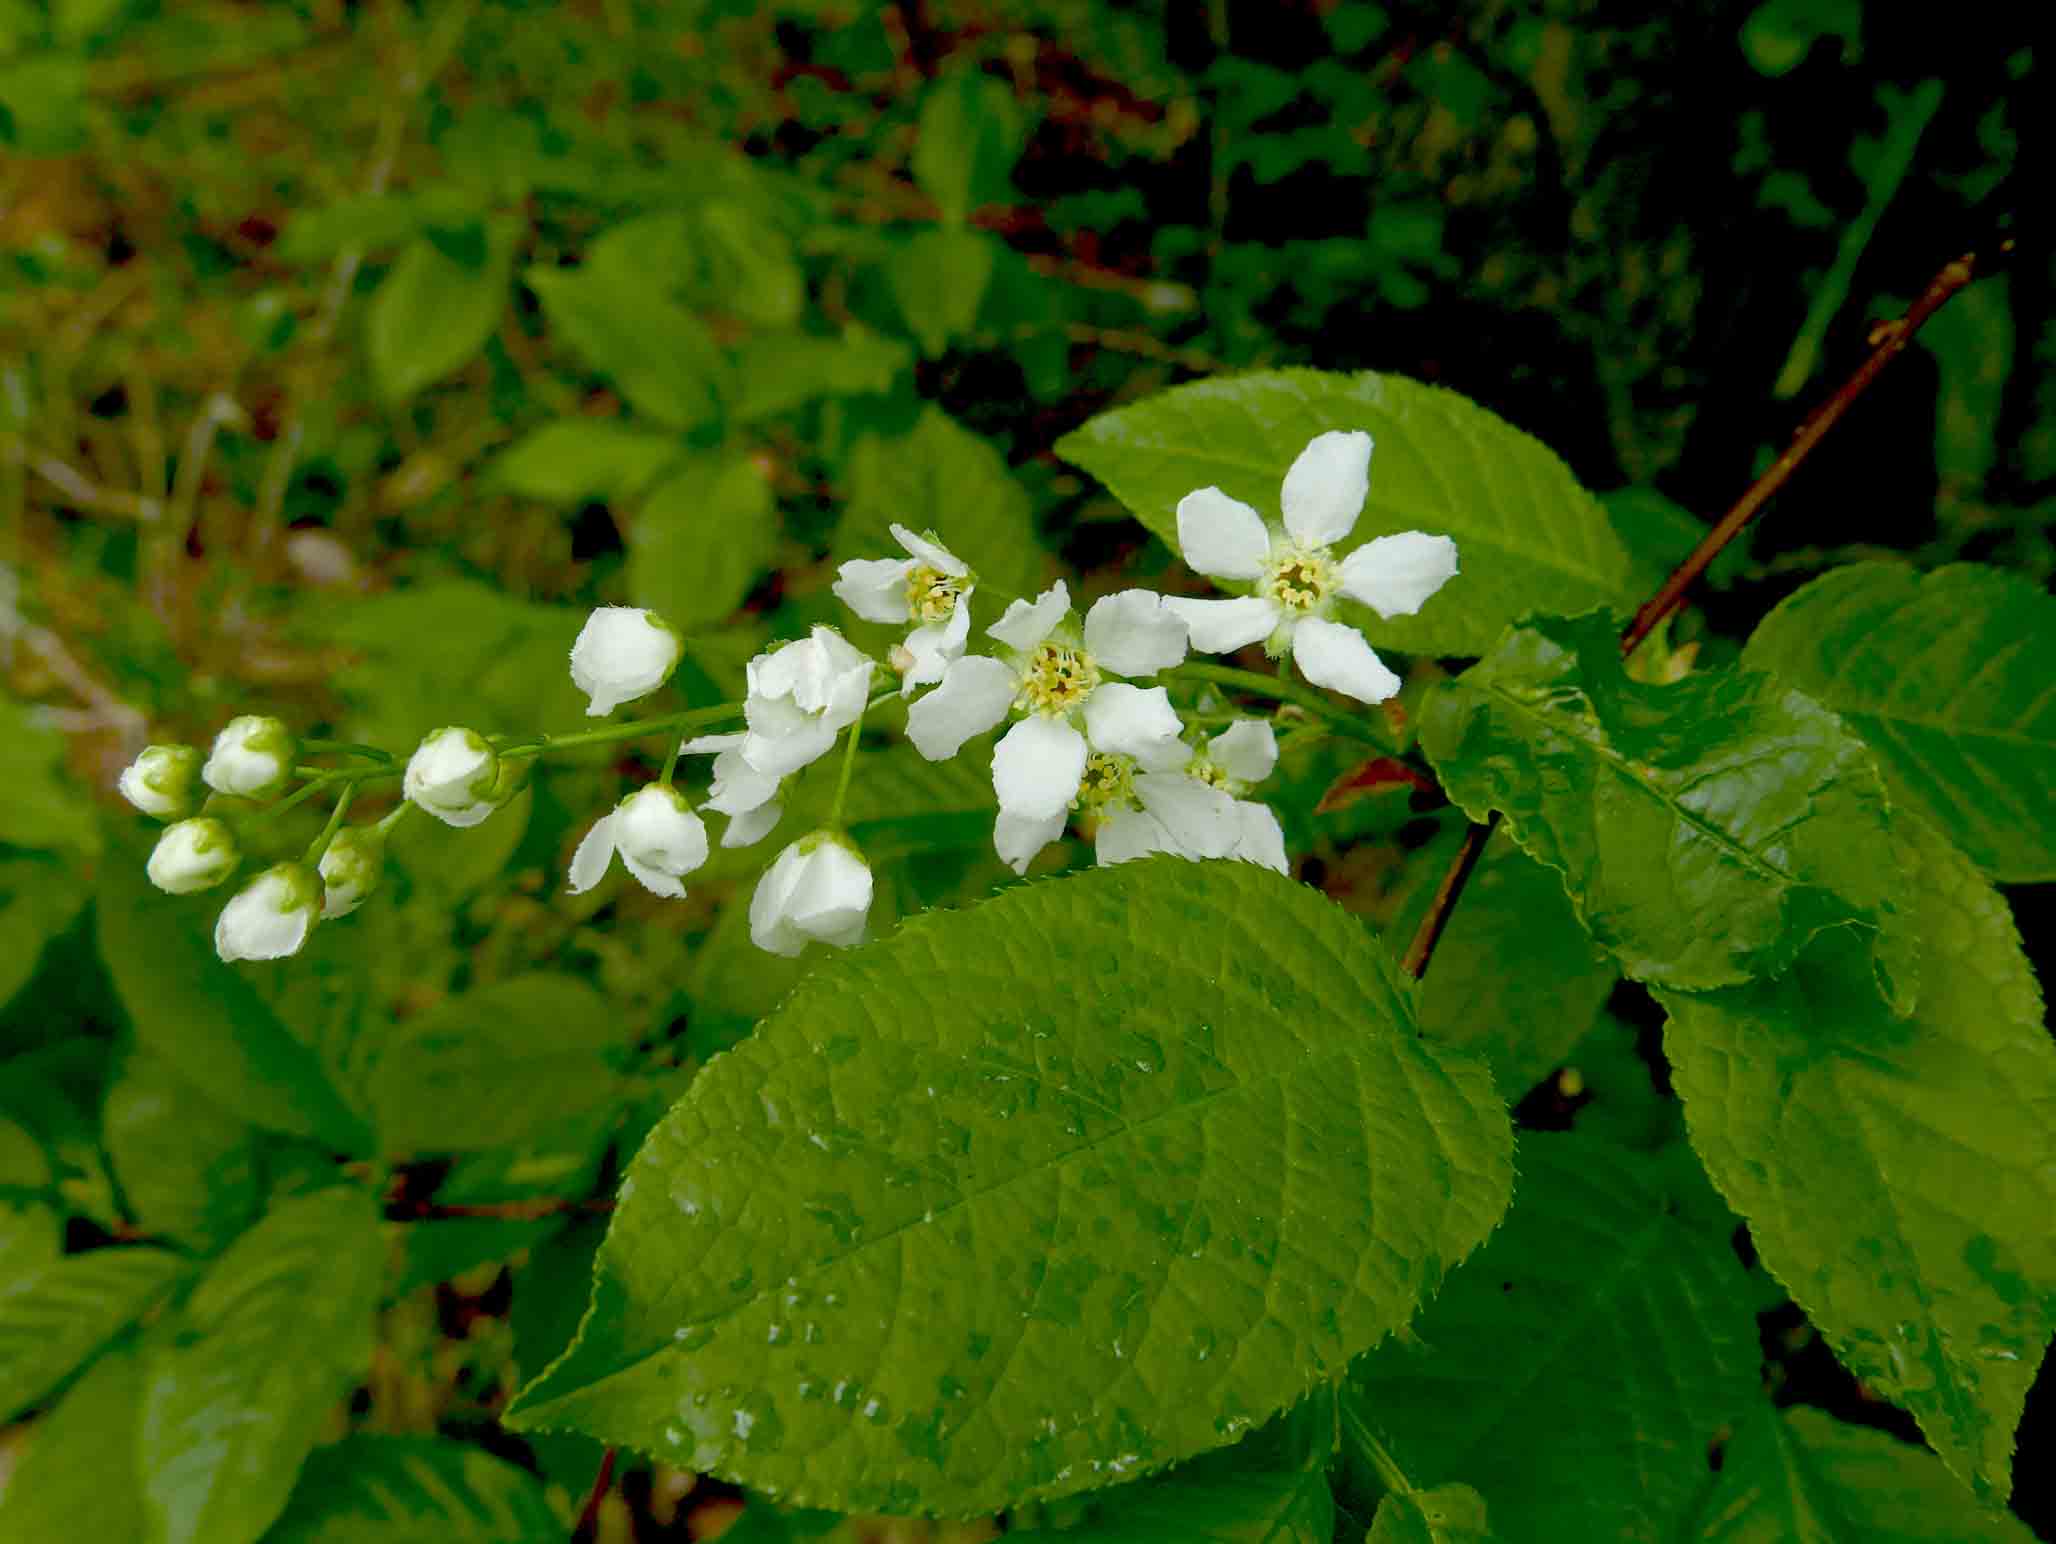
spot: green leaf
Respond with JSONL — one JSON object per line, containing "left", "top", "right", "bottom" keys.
{"left": 96, "top": 859, "right": 370, "bottom": 1151}
{"left": 1740, "top": 562, "right": 2056, "bottom": 883}
{"left": 0, "top": 691, "right": 99, "bottom": 853}
{"left": 364, "top": 975, "right": 626, "bottom": 1155}
{"left": 587, "top": 206, "right": 806, "bottom": 329}
{"left": 528, "top": 263, "right": 726, "bottom": 429}
{"left": 0, "top": 852, "right": 87, "bottom": 1013}
{"left": 507, "top": 859, "right": 1514, "bottom": 1515}
{"left": 1009, "top": 1393, "right": 1336, "bottom": 1542}
{"left": 832, "top": 406, "right": 1048, "bottom": 619}
{"left": 1389, "top": 830, "right": 1614, "bottom": 1095}
{"left": 912, "top": 68, "right": 1026, "bottom": 222}
{"left": 1659, "top": 816, "right": 2055, "bottom": 1503}
{"left": 629, "top": 454, "right": 777, "bottom": 632}
{"left": 0, "top": 1343, "right": 150, "bottom": 1540}
{"left": 487, "top": 419, "right": 684, "bottom": 503}
{"left": 1689, "top": 1406, "right": 2038, "bottom": 1542}
{"left": 1367, "top": 1484, "right": 1496, "bottom": 1544}
{"left": 141, "top": 1187, "right": 386, "bottom": 1544}
{"left": 889, "top": 227, "right": 996, "bottom": 356}
{"left": 266, "top": 1436, "right": 561, "bottom": 1543}
{"left": 0, "top": 1246, "right": 189, "bottom": 1424}
{"left": 1343, "top": 1133, "right": 1760, "bottom": 1542}
{"left": 1054, "top": 370, "right": 1636, "bottom": 657}
{"left": 366, "top": 219, "right": 517, "bottom": 404}
{"left": 731, "top": 327, "right": 911, "bottom": 423}
{"left": 103, "top": 1052, "right": 261, "bottom": 1252}
{"left": 1419, "top": 613, "right": 1915, "bottom": 996}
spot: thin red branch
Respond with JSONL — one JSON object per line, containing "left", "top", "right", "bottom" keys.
{"left": 571, "top": 1448, "right": 618, "bottom": 1541}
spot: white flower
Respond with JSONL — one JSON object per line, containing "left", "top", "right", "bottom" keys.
{"left": 570, "top": 606, "right": 684, "bottom": 717}
{"left": 568, "top": 784, "right": 710, "bottom": 898}
{"left": 741, "top": 627, "right": 877, "bottom": 778}
{"left": 201, "top": 716, "right": 296, "bottom": 799}
{"left": 1166, "top": 430, "right": 1458, "bottom": 704}
{"left": 404, "top": 727, "right": 504, "bottom": 827}
{"left": 118, "top": 744, "right": 201, "bottom": 820}
{"left": 906, "top": 582, "right": 1190, "bottom": 836}
{"left": 681, "top": 733, "right": 782, "bottom": 848}
{"left": 318, "top": 827, "right": 386, "bottom": 918}
{"left": 1094, "top": 719, "right": 1287, "bottom": 873}
{"left": 146, "top": 817, "right": 239, "bottom": 894}
{"left": 749, "top": 832, "right": 873, "bottom": 956}
{"left": 214, "top": 863, "right": 321, "bottom": 962}
{"left": 833, "top": 524, "right": 976, "bottom": 695}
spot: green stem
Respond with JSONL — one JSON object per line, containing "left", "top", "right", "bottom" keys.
{"left": 375, "top": 800, "right": 414, "bottom": 837}
{"left": 827, "top": 698, "right": 870, "bottom": 830}
{"left": 299, "top": 739, "right": 393, "bottom": 763}
{"left": 303, "top": 784, "right": 356, "bottom": 865}
{"left": 658, "top": 731, "right": 685, "bottom": 787}
{"left": 269, "top": 766, "right": 395, "bottom": 821}
{"left": 1167, "top": 662, "right": 1391, "bottom": 747}
{"left": 496, "top": 700, "right": 744, "bottom": 759}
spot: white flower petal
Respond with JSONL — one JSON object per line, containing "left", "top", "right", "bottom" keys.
{"left": 615, "top": 786, "right": 709, "bottom": 886}
{"left": 786, "top": 842, "right": 872, "bottom": 950}
{"left": 742, "top": 711, "right": 837, "bottom": 779}
{"left": 704, "top": 749, "right": 781, "bottom": 817}
{"left": 681, "top": 732, "right": 745, "bottom": 754}
{"left": 1292, "top": 616, "right": 1402, "bottom": 704}
{"left": 567, "top": 811, "right": 619, "bottom": 894}
{"left": 622, "top": 854, "right": 688, "bottom": 898}
{"left": 1339, "top": 532, "right": 1459, "bottom": 618}
{"left": 987, "top": 580, "right": 1070, "bottom": 652}
{"left": 991, "top": 716, "right": 1087, "bottom": 821}
{"left": 570, "top": 607, "right": 682, "bottom": 716}
{"left": 722, "top": 799, "right": 783, "bottom": 849}
{"left": 833, "top": 556, "right": 914, "bottom": 623}
{"left": 1162, "top": 595, "right": 1280, "bottom": 654}
{"left": 899, "top": 586, "right": 974, "bottom": 696}
{"left": 1210, "top": 719, "right": 1278, "bottom": 784}
{"left": 890, "top": 523, "right": 969, "bottom": 577}
{"left": 1232, "top": 801, "right": 1289, "bottom": 873}
{"left": 1280, "top": 429, "right": 1372, "bottom": 548}
{"left": 905, "top": 655, "right": 1016, "bottom": 760}
{"left": 1135, "top": 771, "right": 1240, "bottom": 858}
{"left": 1175, "top": 488, "right": 1271, "bottom": 580}
{"left": 1081, "top": 682, "right": 1183, "bottom": 766}
{"left": 1094, "top": 807, "right": 1176, "bottom": 866}
{"left": 1083, "top": 589, "right": 1188, "bottom": 677}
{"left": 995, "top": 808, "right": 1067, "bottom": 875}
{"left": 214, "top": 865, "right": 318, "bottom": 963}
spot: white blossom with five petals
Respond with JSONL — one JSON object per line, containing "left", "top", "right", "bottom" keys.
{"left": 906, "top": 582, "right": 1190, "bottom": 846}
{"left": 1166, "top": 430, "right": 1458, "bottom": 704}
{"left": 740, "top": 627, "right": 877, "bottom": 778}
{"left": 832, "top": 525, "right": 976, "bottom": 696}
{"left": 1094, "top": 719, "right": 1287, "bottom": 873}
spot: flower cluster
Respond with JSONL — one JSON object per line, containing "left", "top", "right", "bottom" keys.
{"left": 119, "top": 432, "right": 1455, "bottom": 967}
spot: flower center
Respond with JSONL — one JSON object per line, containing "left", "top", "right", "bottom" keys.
{"left": 1261, "top": 543, "right": 1336, "bottom": 616}
{"left": 904, "top": 565, "right": 964, "bottom": 624}
{"left": 1074, "top": 751, "right": 1137, "bottom": 813}
{"left": 1016, "top": 641, "right": 1101, "bottom": 716}
{"left": 1188, "top": 755, "right": 1235, "bottom": 793}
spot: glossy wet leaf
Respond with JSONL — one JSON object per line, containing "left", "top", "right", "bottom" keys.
{"left": 96, "top": 858, "right": 370, "bottom": 1152}
{"left": 1343, "top": 1134, "right": 1760, "bottom": 1542}
{"left": 1367, "top": 1484, "right": 1496, "bottom": 1544}
{"left": 1660, "top": 817, "right": 2055, "bottom": 1503}
{"left": 508, "top": 859, "right": 1514, "bottom": 1515}
{"left": 1008, "top": 1393, "right": 1336, "bottom": 1542}
{"left": 1055, "top": 370, "right": 1636, "bottom": 657}
{"left": 141, "top": 1187, "right": 385, "bottom": 1544}
{"left": 0, "top": 1343, "right": 149, "bottom": 1540}
{"left": 364, "top": 974, "right": 626, "bottom": 1155}
{"left": 1419, "top": 613, "right": 1916, "bottom": 996}
{"left": 1688, "top": 1406, "right": 2037, "bottom": 1542}
{"left": 1741, "top": 562, "right": 2056, "bottom": 882}
{"left": 366, "top": 220, "right": 516, "bottom": 404}
{"left": 266, "top": 1436, "right": 561, "bottom": 1543}
{"left": 0, "top": 1246, "right": 189, "bottom": 1424}
{"left": 102, "top": 1052, "right": 261, "bottom": 1251}
{"left": 629, "top": 453, "right": 777, "bottom": 631}
{"left": 1389, "top": 830, "right": 1614, "bottom": 1095}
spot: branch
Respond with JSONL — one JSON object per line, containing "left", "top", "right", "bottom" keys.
{"left": 396, "top": 1196, "right": 614, "bottom": 1221}
{"left": 1401, "top": 240, "right": 2010, "bottom": 982}
{"left": 571, "top": 1448, "right": 618, "bottom": 1542}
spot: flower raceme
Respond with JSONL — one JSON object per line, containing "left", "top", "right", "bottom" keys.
{"left": 1167, "top": 429, "right": 1458, "bottom": 704}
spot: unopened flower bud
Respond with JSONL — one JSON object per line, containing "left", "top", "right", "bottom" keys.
{"left": 146, "top": 817, "right": 239, "bottom": 894}
{"left": 570, "top": 606, "right": 683, "bottom": 717}
{"left": 214, "top": 863, "right": 321, "bottom": 962}
{"left": 748, "top": 831, "right": 872, "bottom": 957}
{"left": 404, "top": 727, "right": 502, "bottom": 827}
{"left": 570, "top": 784, "right": 710, "bottom": 898}
{"left": 318, "top": 827, "right": 386, "bottom": 918}
{"left": 201, "top": 716, "right": 296, "bottom": 799}
{"left": 118, "top": 744, "right": 201, "bottom": 820}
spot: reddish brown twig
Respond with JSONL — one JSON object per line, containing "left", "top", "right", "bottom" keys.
{"left": 398, "top": 1196, "right": 614, "bottom": 1221}
{"left": 572, "top": 1448, "right": 618, "bottom": 1541}
{"left": 1401, "top": 241, "right": 2009, "bottom": 983}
